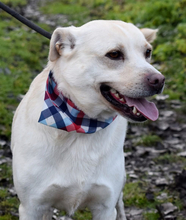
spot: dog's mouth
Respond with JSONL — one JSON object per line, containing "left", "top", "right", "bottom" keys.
{"left": 100, "top": 84, "right": 159, "bottom": 122}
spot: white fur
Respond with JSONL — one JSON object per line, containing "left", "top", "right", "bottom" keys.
{"left": 11, "top": 20, "right": 161, "bottom": 220}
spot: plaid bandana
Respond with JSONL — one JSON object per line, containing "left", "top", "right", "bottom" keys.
{"left": 38, "top": 71, "right": 116, "bottom": 134}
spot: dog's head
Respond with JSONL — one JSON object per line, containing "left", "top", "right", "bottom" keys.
{"left": 48, "top": 20, "right": 165, "bottom": 122}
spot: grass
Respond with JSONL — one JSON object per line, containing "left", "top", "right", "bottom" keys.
{"left": 135, "top": 134, "right": 162, "bottom": 147}
{"left": 74, "top": 209, "right": 92, "bottom": 220}
{"left": 144, "top": 212, "right": 160, "bottom": 220}
{"left": 154, "top": 153, "right": 186, "bottom": 165}
{"left": 0, "top": 189, "right": 19, "bottom": 220}
{"left": 0, "top": 2, "right": 49, "bottom": 137}
{"left": 0, "top": 0, "right": 27, "bottom": 7}
{"left": 0, "top": 163, "right": 13, "bottom": 181}
{"left": 123, "top": 181, "right": 150, "bottom": 208}
{"left": 123, "top": 180, "right": 184, "bottom": 220}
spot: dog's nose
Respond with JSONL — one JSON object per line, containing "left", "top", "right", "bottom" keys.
{"left": 146, "top": 73, "right": 165, "bottom": 93}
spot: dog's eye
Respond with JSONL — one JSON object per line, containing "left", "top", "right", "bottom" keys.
{"left": 106, "top": 51, "right": 123, "bottom": 60}
{"left": 145, "top": 49, "right": 151, "bottom": 58}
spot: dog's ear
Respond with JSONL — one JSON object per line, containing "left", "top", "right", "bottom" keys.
{"left": 140, "top": 28, "right": 158, "bottom": 43}
{"left": 49, "top": 27, "right": 76, "bottom": 62}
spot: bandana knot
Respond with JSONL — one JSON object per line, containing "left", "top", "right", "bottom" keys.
{"left": 38, "top": 71, "right": 116, "bottom": 133}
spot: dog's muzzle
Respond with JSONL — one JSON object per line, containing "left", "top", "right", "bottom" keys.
{"left": 100, "top": 74, "right": 165, "bottom": 123}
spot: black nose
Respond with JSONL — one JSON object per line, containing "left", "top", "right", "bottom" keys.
{"left": 146, "top": 73, "right": 165, "bottom": 93}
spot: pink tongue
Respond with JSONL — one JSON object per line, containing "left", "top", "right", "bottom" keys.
{"left": 125, "top": 97, "right": 159, "bottom": 121}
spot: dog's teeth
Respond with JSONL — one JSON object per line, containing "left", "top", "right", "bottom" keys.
{"left": 110, "top": 88, "right": 116, "bottom": 94}
{"left": 115, "top": 93, "right": 119, "bottom": 98}
{"left": 137, "top": 112, "right": 140, "bottom": 116}
{"left": 120, "top": 98, "right": 124, "bottom": 102}
{"left": 133, "top": 107, "right": 137, "bottom": 114}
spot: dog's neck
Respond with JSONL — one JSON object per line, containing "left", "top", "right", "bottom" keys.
{"left": 38, "top": 71, "right": 116, "bottom": 134}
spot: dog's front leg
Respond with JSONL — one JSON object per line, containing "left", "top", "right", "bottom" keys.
{"left": 92, "top": 208, "right": 117, "bottom": 220}
{"left": 19, "top": 204, "right": 53, "bottom": 220}
{"left": 116, "top": 192, "right": 127, "bottom": 220}
{"left": 19, "top": 204, "right": 42, "bottom": 220}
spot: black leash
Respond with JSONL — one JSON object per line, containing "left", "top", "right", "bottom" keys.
{"left": 0, "top": 1, "right": 51, "bottom": 39}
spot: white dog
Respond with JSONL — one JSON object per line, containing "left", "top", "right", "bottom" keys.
{"left": 11, "top": 20, "right": 165, "bottom": 220}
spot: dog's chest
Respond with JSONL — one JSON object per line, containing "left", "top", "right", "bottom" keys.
{"left": 39, "top": 123, "right": 126, "bottom": 213}
{"left": 44, "top": 181, "right": 111, "bottom": 215}
{"left": 35, "top": 117, "right": 127, "bottom": 214}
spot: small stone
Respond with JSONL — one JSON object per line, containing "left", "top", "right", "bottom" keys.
{"left": 161, "top": 110, "right": 174, "bottom": 117}
{"left": 151, "top": 149, "right": 167, "bottom": 154}
{"left": 170, "top": 124, "right": 182, "bottom": 132}
{"left": 157, "top": 202, "right": 178, "bottom": 216}
{"left": 124, "top": 152, "right": 132, "bottom": 158}
{"left": 156, "top": 192, "right": 168, "bottom": 200}
{"left": 170, "top": 100, "right": 181, "bottom": 105}
{"left": 164, "top": 215, "right": 177, "bottom": 220}
{"left": 171, "top": 100, "right": 181, "bottom": 109}
{"left": 148, "top": 171, "right": 154, "bottom": 176}
{"left": 172, "top": 144, "right": 185, "bottom": 150}
{"left": 130, "top": 208, "right": 143, "bottom": 216}
{"left": 155, "top": 178, "right": 169, "bottom": 186}
{"left": 8, "top": 188, "right": 17, "bottom": 196}
{"left": 0, "top": 158, "right": 8, "bottom": 165}
{"left": 165, "top": 138, "right": 180, "bottom": 145}
{"left": 135, "top": 146, "right": 146, "bottom": 156}
{"left": 173, "top": 133, "right": 180, "bottom": 138}
{"left": 53, "top": 209, "right": 58, "bottom": 214}
{"left": 177, "top": 152, "right": 186, "bottom": 157}
{"left": 155, "top": 94, "right": 169, "bottom": 101}
{"left": 157, "top": 121, "right": 169, "bottom": 131}
{"left": 0, "top": 140, "right": 6, "bottom": 146}
{"left": 129, "top": 174, "right": 138, "bottom": 179}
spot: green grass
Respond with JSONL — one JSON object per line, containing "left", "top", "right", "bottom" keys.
{"left": 123, "top": 181, "right": 184, "bottom": 220}
{"left": 0, "top": 189, "right": 19, "bottom": 220}
{"left": 0, "top": 9, "right": 49, "bottom": 137}
{"left": 74, "top": 209, "right": 92, "bottom": 220}
{"left": 0, "top": 215, "right": 18, "bottom": 220}
{"left": 135, "top": 135, "right": 162, "bottom": 147}
{"left": 154, "top": 153, "right": 186, "bottom": 165}
{"left": 123, "top": 181, "right": 160, "bottom": 209}
{"left": 0, "top": 163, "right": 13, "bottom": 181}
{"left": 0, "top": 0, "right": 27, "bottom": 7}
{"left": 123, "top": 181, "right": 150, "bottom": 208}
{"left": 41, "top": 1, "right": 86, "bottom": 15}
{"left": 144, "top": 212, "right": 160, "bottom": 220}
{"left": 41, "top": 0, "right": 90, "bottom": 25}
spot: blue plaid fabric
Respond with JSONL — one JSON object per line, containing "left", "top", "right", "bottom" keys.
{"left": 38, "top": 71, "right": 116, "bottom": 133}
